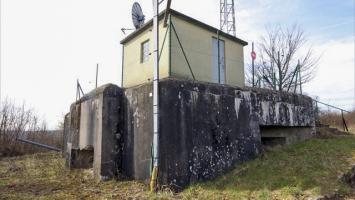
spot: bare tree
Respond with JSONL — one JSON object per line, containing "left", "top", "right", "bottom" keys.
{"left": 248, "top": 24, "right": 319, "bottom": 92}
{"left": 0, "top": 98, "right": 61, "bottom": 157}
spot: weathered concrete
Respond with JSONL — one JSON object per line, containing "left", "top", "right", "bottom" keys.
{"left": 260, "top": 127, "right": 313, "bottom": 146}
{"left": 123, "top": 78, "right": 315, "bottom": 189}
{"left": 123, "top": 84, "right": 153, "bottom": 181}
{"left": 64, "top": 78, "right": 315, "bottom": 189}
{"left": 63, "top": 113, "right": 71, "bottom": 158}
{"left": 63, "top": 84, "right": 123, "bottom": 180}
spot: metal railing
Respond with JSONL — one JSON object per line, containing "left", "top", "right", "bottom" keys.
{"left": 16, "top": 137, "right": 62, "bottom": 152}
{"left": 313, "top": 99, "right": 350, "bottom": 132}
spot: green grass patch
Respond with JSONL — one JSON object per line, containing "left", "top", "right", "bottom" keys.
{"left": 181, "top": 136, "right": 355, "bottom": 199}
{"left": 0, "top": 136, "right": 355, "bottom": 199}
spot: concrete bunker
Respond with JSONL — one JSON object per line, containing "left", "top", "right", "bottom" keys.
{"left": 63, "top": 78, "right": 316, "bottom": 189}
{"left": 64, "top": 84, "right": 123, "bottom": 180}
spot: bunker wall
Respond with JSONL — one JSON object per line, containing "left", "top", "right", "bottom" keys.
{"left": 123, "top": 79, "right": 315, "bottom": 188}
{"left": 64, "top": 79, "right": 315, "bottom": 189}
{"left": 63, "top": 84, "right": 123, "bottom": 180}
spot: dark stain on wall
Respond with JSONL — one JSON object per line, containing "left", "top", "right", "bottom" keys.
{"left": 65, "top": 78, "right": 315, "bottom": 190}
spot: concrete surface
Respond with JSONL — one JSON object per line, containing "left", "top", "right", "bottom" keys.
{"left": 64, "top": 84, "right": 123, "bottom": 180}
{"left": 64, "top": 78, "right": 316, "bottom": 189}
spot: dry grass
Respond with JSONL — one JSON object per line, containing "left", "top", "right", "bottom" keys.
{"left": 0, "top": 153, "right": 155, "bottom": 200}
{"left": 2, "top": 130, "right": 63, "bottom": 157}
{"left": 319, "top": 111, "right": 355, "bottom": 133}
{"left": 1, "top": 136, "right": 355, "bottom": 200}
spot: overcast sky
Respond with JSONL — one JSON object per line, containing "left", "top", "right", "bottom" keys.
{"left": 1, "top": 0, "right": 354, "bottom": 129}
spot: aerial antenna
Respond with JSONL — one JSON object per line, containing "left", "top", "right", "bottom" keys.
{"left": 121, "top": 28, "right": 135, "bottom": 35}
{"left": 132, "top": 2, "right": 145, "bottom": 29}
{"left": 220, "top": 0, "right": 236, "bottom": 36}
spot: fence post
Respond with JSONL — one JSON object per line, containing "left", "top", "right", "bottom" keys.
{"left": 315, "top": 101, "right": 319, "bottom": 125}
{"left": 341, "top": 110, "right": 349, "bottom": 132}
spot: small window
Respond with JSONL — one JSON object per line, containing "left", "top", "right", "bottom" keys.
{"left": 141, "top": 40, "right": 150, "bottom": 63}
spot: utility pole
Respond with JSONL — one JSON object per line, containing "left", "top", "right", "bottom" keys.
{"left": 251, "top": 42, "right": 256, "bottom": 87}
{"left": 151, "top": 0, "right": 160, "bottom": 192}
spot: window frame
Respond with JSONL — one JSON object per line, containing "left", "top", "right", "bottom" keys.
{"left": 140, "top": 39, "right": 150, "bottom": 63}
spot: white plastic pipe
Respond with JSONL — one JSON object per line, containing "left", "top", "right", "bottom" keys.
{"left": 150, "top": 0, "right": 160, "bottom": 192}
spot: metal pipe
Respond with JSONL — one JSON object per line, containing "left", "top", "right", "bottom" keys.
{"left": 96, "top": 64, "right": 99, "bottom": 89}
{"left": 16, "top": 137, "right": 61, "bottom": 152}
{"left": 150, "top": 0, "right": 160, "bottom": 192}
{"left": 121, "top": 45, "right": 125, "bottom": 87}
{"left": 313, "top": 99, "right": 351, "bottom": 113}
{"left": 217, "top": 30, "right": 220, "bottom": 84}
{"left": 252, "top": 42, "right": 255, "bottom": 87}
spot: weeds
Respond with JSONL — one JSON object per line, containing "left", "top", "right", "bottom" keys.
{"left": 0, "top": 136, "right": 355, "bottom": 199}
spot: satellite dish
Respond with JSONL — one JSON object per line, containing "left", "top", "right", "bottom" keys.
{"left": 132, "top": 2, "right": 145, "bottom": 29}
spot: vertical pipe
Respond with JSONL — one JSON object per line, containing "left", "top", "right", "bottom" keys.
{"left": 121, "top": 46, "right": 125, "bottom": 87}
{"left": 151, "top": 0, "right": 159, "bottom": 192}
{"left": 217, "top": 30, "right": 220, "bottom": 84}
{"left": 252, "top": 42, "right": 255, "bottom": 87}
{"left": 169, "top": 15, "right": 171, "bottom": 77}
{"left": 76, "top": 79, "right": 79, "bottom": 101}
{"left": 96, "top": 64, "right": 99, "bottom": 89}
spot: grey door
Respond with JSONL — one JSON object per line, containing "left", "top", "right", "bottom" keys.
{"left": 212, "top": 38, "right": 225, "bottom": 84}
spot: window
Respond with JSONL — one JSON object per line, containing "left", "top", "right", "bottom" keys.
{"left": 141, "top": 40, "right": 150, "bottom": 63}
{"left": 212, "top": 38, "right": 225, "bottom": 84}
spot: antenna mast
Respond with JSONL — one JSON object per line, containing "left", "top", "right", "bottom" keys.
{"left": 220, "top": 0, "right": 236, "bottom": 36}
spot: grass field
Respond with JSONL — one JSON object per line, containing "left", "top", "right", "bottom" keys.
{"left": 1, "top": 135, "right": 355, "bottom": 200}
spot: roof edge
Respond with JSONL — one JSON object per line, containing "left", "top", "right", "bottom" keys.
{"left": 120, "top": 9, "right": 248, "bottom": 46}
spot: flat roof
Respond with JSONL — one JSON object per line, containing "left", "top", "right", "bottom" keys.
{"left": 120, "top": 9, "right": 248, "bottom": 46}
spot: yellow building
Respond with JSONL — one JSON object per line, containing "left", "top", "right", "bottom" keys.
{"left": 121, "top": 9, "right": 248, "bottom": 88}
